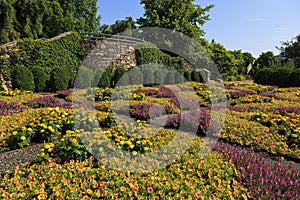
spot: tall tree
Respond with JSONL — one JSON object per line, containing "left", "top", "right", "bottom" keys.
{"left": 254, "top": 51, "right": 279, "bottom": 69}
{"left": 0, "top": 0, "right": 101, "bottom": 44}
{"left": 137, "top": 0, "right": 213, "bottom": 40}
{"left": 278, "top": 34, "right": 300, "bottom": 68}
{"left": 0, "top": 0, "right": 19, "bottom": 43}
{"left": 110, "top": 17, "right": 136, "bottom": 36}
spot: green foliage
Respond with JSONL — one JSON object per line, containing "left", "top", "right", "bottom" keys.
{"left": 74, "top": 66, "right": 94, "bottom": 89}
{"left": 142, "top": 68, "right": 154, "bottom": 85}
{"left": 290, "top": 68, "right": 300, "bottom": 87}
{"left": 128, "top": 67, "right": 143, "bottom": 85}
{"left": 103, "top": 16, "right": 136, "bottom": 36}
{"left": 98, "top": 68, "right": 112, "bottom": 88}
{"left": 135, "top": 42, "right": 163, "bottom": 65}
{"left": 164, "top": 71, "right": 175, "bottom": 85}
{"left": 0, "top": 0, "right": 100, "bottom": 44}
{"left": 174, "top": 71, "right": 185, "bottom": 84}
{"left": 278, "top": 34, "right": 300, "bottom": 68}
{"left": 31, "top": 66, "right": 48, "bottom": 92}
{"left": 117, "top": 72, "right": 129, "bottom": 86}
{"left": 137, "top": 0, "right": 214, "bottom": 40}
{"left": 183, "top": 71, "right": 191, "bottom": 81}
{"left": 49, "top": 67, "right": 70, "bottom": 92}
{"left": 254, "top": 51, "right": 279, "bottom": 69}
{"left": 253, "top": 68, "right": 274, "bottom": 85}
{"left": 191, "top": 70, "right": 200, "bottom": 82}
{"left": 270, "top": 67, "right": 293, "bottom": 87}
{"left": 154, "top": 69, "right": 166, "bottom": 84}
{"left": 11, "top": 65, "right": 35, "bottom": 91}
{"left": 135, "top": 42, "right": 185, "bottom": 72}
{"left": 113, "top": 67, "right": 126, "bottom": 87}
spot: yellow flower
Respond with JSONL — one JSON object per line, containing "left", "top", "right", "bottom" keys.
{"left": 12, "top": 131, "right": 17, "bottom": 136}
{"left": 48, "top": 148, "right": 53, "bottom": 152}
{"left": 132, "top": 151, "right": 138, "bottom": 156}
{"left": 20, "top": 136, "right": 26, "bottom": 141}
{"left": 44, "top": 144, "right": 51, "bottom": 149}
{"left": 71, "top": 138, "right": 77, "bottom": 144}
{"left": 27, "top": 128, "right": 33, "bottom": 132}
{"left": 144, "top": 147, "right": 149, "bottom": 151}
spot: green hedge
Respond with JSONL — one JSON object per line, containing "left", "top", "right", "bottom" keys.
{"left": 135, "top": 42, "right": 185, "bottom": 72}
{"left": 254, "top": 67, "right": 299, "bottom": 87}
{"left": 1, "top": 32, "right": 85, "bottom": 90}
{"left": 31, "top": 66, "right": 48, "bottom": 92}
{"left": 74, "top": 66, "right": 94, "bottom": 89}
{"left": 11, "top": 65, "right": 35, "bottom": 91}
{"left": 49, "top": 67, "right": 70, "bottom": 91}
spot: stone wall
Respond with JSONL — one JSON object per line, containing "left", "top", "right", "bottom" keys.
{"left": 82, "top": 39, "right": 138, "bottom": 71}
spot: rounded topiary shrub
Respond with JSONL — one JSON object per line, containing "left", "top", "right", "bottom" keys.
{"left": 113, "top": 67, "right": 126, "bottom": 87}
{"left": 142, "top": 68, "right": 154, "bottom": 86}
{"left": 154, "top": 69, "right": 166, "bottom": 85}
{"left": 117, "top": 72, "right": 129, "bottom": 86}
{"left": 270, "top": 67, "right": 293, "bottom": 87}
{"left": 253, "top": 67, "right": 274, "bottom": 85}
{"left": 74, "top": 66, "right": 94, "bottom": 89}
{"left": 12, "top": 65, "right": 35, "bottom": 91}
{"left": 183, "top": 71, "right": 191, "bottom": 82}
{"left": 164, "top": 71, "right": 175, "bottom": 85}
{"left": 290, "top": 68, "right": 300, "bottom": 87}
{"left": 191, "top": 70, "right": 200, "bottom": 82}
{"left": 174, "top": 71, "right": 184, "bottom": 84}
{"left": 49, "top": 67, "right": 70, "bottom": 92}
{"left": 31, "top": 66, "right": 48, "bottom": 92}
{"left": 128, "top": 67, "right": 143, "bottom": 85}
{"left": 98, "top": 68, "right": 112, "bottom": 88}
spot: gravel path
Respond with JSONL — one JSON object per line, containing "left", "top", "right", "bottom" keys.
{"left": 0, "top": 143, "right": 43, "bottom": 175}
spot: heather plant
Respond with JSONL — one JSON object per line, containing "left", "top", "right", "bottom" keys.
{"left": 213, "top": 142, "right": 300, "bottom": 199}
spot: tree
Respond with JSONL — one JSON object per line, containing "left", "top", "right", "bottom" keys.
{"left": 137, "top": 0, "right": 214, "bottom": 40}
{"left": 242, "top": 52, "right": 255, "bottom": 74}
{"left": 254, "top": 51, "right": 279, "bottom": 69}
{"left": 110, "top": 17, "right": 136, "bottom": 36}
{"left": 0, "top": 0, "right": 100, "bottom": 44}
{"left": 278, "top": 34, "right": 300, "bottom": 68}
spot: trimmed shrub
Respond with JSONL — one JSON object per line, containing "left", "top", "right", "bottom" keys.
{"left": 98, "top": 68, "right": 112, "bottom": 88}
{"left": 113, "top": 67, "right": 126, "bottom": 87}
{"left": 49, "top": 67, "right": 70, "bottom": 92}
{"left": 31, "top": 66, "right": 48, "bottom": 92}
{"left": 270, "top": 67, "right": 293, "bottom": 87}
{"left": 11, "top": 65, "right": 35, "bottom": 91}
{"left": 93, "top": 68, "right": 105, "bottom": 87}
{"left": 154, "top": 69, "right": 166, "bottom": 85}
{"left": 117, "top": 72, "right": 129, "bottom": 86}
{"left": 174, "top": 71, "right": 185, "bottom": 84}
{"left": 191, "top": 70, "right": 200, "bottom": 82}
{"left": 183, "top": 71, "right": 191, "bottom": 82}
{"left": 128, "top": 67, "right": 143, "bottom": 85}
{"left": 164, "top": 71, "right": 175, "bottom": 85}
{"left": 290, "top": 68, "right": 300, "bottom": 87}
{"left": 253, "top": 68, "right": 274, "bottom": 85}
{"left": 142, "top": 68, "right": 154, "bottom": 85}
{"left": 74, "top": 66, "right": 94, "bottom": 89}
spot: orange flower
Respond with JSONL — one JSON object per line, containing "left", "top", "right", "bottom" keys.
{"left": 147, "top": 187, "right": 153, "bottom": 193}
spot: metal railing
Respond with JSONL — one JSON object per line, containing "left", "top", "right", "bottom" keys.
{"left": 80, "top": 32, "right": 144, "bottom": 44}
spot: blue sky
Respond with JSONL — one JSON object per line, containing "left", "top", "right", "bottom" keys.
{"left": 97, "top": 0, "right": 299, "bottom": 58}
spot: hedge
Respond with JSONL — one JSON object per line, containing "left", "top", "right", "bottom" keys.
{"left": 49, "top": 67, "right": 70, "bottom": 91}
{"left": 11, "top": 65, "right": 35, "bottom": 91}
{"left": 31, "top": 66, "right": 48, "bottom": 92}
